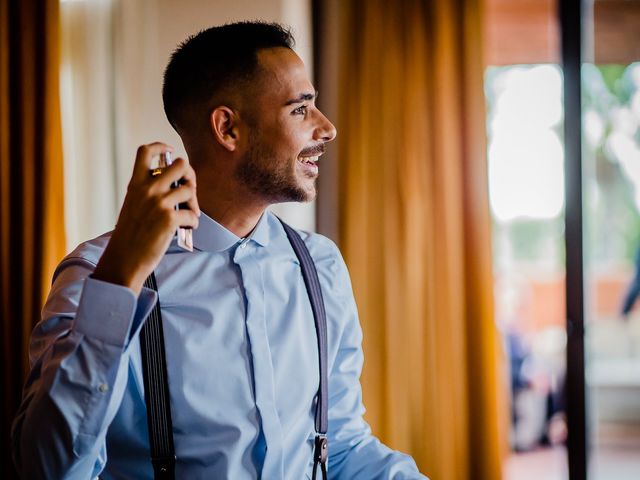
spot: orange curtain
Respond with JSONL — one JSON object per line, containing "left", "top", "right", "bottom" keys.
{"left": 337, "top": 0, "right": 506, "bottom": 478}
{"left": 0, "top": 0, "right": 66, "bottom": 477}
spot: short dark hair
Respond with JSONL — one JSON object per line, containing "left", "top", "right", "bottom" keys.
{"left": 162, "top": 21, "right": 295, "bottom": 133}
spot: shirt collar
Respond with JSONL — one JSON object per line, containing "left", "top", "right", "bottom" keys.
{"left": 192, "top": 211, "right": 271, "bottom": 252}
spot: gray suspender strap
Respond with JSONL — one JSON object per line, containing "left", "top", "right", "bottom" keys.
{"left": 141, "top": 219, "right": 328, "bottom": 480}
{"left": 141, "top": 273, "right": 176, "bottom": 479}
{"left": 278, "top": 219, "right": 329, "bottom": 480}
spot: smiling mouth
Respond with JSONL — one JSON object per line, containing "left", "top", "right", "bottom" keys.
{"left": 297, "top": 144, "right": 325, "bottom": 168}
{"left": 297, "top": 155, "right": 320, "bottom": 166}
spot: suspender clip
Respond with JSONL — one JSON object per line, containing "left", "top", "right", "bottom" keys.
{"left": 314, "top": 434, "right": 329, "bottom": 465}
{"left": 312, "top": 435, "right": 329, "bottom": 480}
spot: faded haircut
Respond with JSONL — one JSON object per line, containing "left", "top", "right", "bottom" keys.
{"left": 162, "top": 21, "right": 294, "bottom": 133}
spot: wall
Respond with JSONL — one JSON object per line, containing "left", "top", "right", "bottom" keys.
{"left": 484, "top": 0, "right": 640, "bottom": 66}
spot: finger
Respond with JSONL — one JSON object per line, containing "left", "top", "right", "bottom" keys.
{"left": 180, "top": 162, "right": 197, "bottom": 189}
{"left": 167, "top": 182, "right": 201, "bottom": 217}
{"left": 163, "top": 183, "right": 196, "bottom": 207}
{"left": 185, "top": 189, "right": 201, "bottom": 217}
{"left": 173, "top": 209, "right": 200, "bottom": 229}
{"left": 153, "top": 157, "right": 191, "bottom": 191}
{"left": 132, "top": 142, "right": 174, "bottom": 182}
{"left": 180, "top": 164, "right": 200, "bottom": 216}
{"left": 153, "top": 160, "right": 201, "bottom": 217}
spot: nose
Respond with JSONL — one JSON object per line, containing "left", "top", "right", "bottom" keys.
{"left": 314, "top": 109, "right": 337, "bottom": 143}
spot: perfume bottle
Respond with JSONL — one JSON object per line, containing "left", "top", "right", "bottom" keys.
{"left": 151, "top": 151, "right": 194, "bottom": 252}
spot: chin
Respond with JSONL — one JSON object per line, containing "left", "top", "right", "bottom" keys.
{"left": 301, "top": 190, "right": 317, "bottom": 203}
{"left": 299, "top": 180, "right": 317, "bottom": 202}
{"left": 288, "top": 189, "right": 316, "bottom": 204}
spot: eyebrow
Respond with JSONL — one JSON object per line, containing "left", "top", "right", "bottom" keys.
{"left": 284, "top": 91, "right": 318, "bottom": 106}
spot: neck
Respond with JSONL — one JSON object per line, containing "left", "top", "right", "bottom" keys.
{"left": 202, "top": 196, "right": 267, "bottom": 238}
{"left": 193, "top": 159, "right": 269, "bottom": 238}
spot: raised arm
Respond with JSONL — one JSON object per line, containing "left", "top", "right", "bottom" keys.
{"left": 11, "top": 257, "right": 158, "bottom": 478}
{"left": 11, "top": 143, "right": 199, "bottom": 478}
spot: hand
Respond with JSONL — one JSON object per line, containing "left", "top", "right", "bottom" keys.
{"left": 93, "top": 142, "right": 200, "bottom": 295}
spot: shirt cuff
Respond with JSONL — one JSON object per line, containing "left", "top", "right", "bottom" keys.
{"left": 73, "top": 277, "right": 157, "bottom": 348}
{"left": 129, "top": 287, "right": 158, "bottom": 342}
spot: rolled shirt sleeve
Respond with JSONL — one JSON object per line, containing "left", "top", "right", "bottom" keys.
{"left": 11, "top": 257, "right": 156, "bottom": 480}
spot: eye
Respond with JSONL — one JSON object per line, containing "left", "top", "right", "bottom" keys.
{"left": 292, "top": 105, "right": 308, "bottom": 116}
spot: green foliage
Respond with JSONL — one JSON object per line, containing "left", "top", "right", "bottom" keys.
{"left": 496, "top": 217, "right": 565, "bottom": 263}
{"left": 598, "top": 65, "right": 627, "bottom": 98}
{"left": 584, "top": 64, "right": 640, "bottom": 264}
{"left": 486, "top": 63, "right": 640, "bottom": 267}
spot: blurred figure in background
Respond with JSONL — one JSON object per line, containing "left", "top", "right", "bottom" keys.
{"left": 621, "top": 245, "right": 640, "bottom": 318}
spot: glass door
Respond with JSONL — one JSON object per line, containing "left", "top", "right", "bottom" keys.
{"left": 484, "top": 1, "right": 569, "bottom": 478}
{"left": 583, "top": 1, "right": 640, "bottom": 478}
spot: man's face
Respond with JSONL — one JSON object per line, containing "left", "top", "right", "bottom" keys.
{"left": 234, "top": 47, "right": 337, "bottom": 203}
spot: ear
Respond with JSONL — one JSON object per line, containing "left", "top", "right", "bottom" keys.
{"left": 209, "top": 106, "right": 240, "bottom": 151}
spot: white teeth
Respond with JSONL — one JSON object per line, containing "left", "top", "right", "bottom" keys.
{"left": 298, "top": 155, "right": 319, "bottom": 163}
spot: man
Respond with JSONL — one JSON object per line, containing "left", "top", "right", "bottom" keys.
{"left": 12, "top": 22, "right": 427, "bottom": 479}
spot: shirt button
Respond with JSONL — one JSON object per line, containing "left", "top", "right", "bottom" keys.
{"left": 98, "top": 383, "right": 109, "bottom": 393}
{"left": 240, "top": 242, "right": 247, "bottom": 249}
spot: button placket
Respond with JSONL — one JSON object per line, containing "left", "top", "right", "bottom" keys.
{"left": 233, "top": 246, "right": 284, "bottom": 478}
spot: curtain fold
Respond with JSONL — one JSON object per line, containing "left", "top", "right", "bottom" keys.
{"left": 337, "top": 0, "right": 505, "bottom": 477}
{"left": 60, "top": 0, "right": 119, "bottom": 249}
{"left": 0, "top": 0, "right": 66, "bottom": 478}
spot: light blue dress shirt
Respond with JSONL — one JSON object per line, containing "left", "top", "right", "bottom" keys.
{"left": 12, "top": 211, "right": 427, "bottom": 479}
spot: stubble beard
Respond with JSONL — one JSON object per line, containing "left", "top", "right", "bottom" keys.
{"left": 234, "top": 135, "right": 316, "bottom": 204}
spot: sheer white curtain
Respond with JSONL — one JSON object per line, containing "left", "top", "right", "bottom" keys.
{"left": 61, "top": 0, "right": 163, "bottom": 249}
{"left": 60, "top": 0, "right": 119, "bottom": 249}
